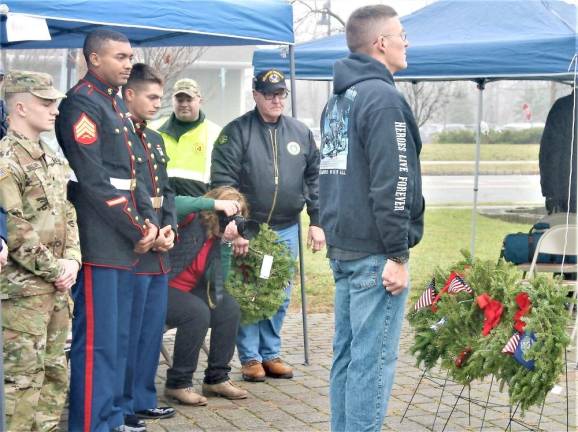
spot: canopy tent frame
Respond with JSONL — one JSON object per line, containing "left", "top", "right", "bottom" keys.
{"left": 0, "top": 4, "right": 317, "bottom": 431}
{"left": 253, "top": 0, "right": 578, "bottom": 258}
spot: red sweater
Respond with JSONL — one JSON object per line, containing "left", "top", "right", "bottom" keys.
{"left": 169, "top": 237, "right": 215, "bottom": 292}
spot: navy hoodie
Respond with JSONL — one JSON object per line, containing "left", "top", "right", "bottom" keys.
{"left": 319, "top": 53, "right": 425, "bottom": 257}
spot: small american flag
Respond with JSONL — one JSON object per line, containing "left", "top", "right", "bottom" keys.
{"left": 502, "top": 333, "right": 521, "bottom": 354}
{"left": 414, "top": 278, "right": 436, "bottom": 311}
{"left": 447, "top": 274, "right": 473, "bottom": 295}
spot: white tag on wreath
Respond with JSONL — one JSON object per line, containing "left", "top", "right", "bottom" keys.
{"left": 259, "top": 255, "right": 274, "bottom": 279}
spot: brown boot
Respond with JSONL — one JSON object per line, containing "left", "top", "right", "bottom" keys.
{"left": 202, "top": 380, "right": 248, "bottom": 399}
{"left": 241, "top": 360, "right": 266, "bottom": 382}
{"left": 164, "top": 387, "right": 208, "bottom": 406}
{"left": 262, "top": 358, "right": 293, "bottom": 379}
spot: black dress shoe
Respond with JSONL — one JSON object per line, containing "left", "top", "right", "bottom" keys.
{"left": 135, "top": 407, "right": 176, "bottom": 420}
{"left": 124, "top": 414, "right": 147, "bottom": 431}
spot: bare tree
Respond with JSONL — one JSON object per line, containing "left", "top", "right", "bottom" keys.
{"left": 133, "top": 47, "right": 207, "bottom": 107}
{"left": 133, "top": 47, "right": 207, "bottom": 86}
{"left": 291, "top": 0, "right": 345, "bottom": 42}
{"left": 398, "top": 81, "right": 453, "bottom": 127}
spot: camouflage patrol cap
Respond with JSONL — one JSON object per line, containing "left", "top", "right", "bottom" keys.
{"left": 172, "top": 78, "right": 201, "bottom": 98}
{"left": 3, "top": 70, "right": 65, "bottom": 99}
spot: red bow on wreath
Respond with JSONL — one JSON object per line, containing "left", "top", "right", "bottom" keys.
{"left": 476, "top": 293, "right": 504, "bottom": 336}
{"left": 513, "top": 292, "right": 532, "bottom": 333}
{"left": 501, "top": 291, "right": 532, "bottom": 355}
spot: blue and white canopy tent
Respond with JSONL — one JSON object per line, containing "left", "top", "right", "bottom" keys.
{"left": 254, "top": 0, "right": 576, "bottom": 82}
{"left": 0, "top": 0, "right": 293, "bottom": 47}
{"left": 254, "top": 0, "right": 578, "bottom": 255}
{"left": 0, "top": 1, "right": 316, "bottom": 426}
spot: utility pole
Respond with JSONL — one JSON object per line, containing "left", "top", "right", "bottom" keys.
{"left": 324, "top": 0, "right": 332, "bottom": 98}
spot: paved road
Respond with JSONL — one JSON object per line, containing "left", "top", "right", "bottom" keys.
{"left": 423, "top": 175, "right": 543, "bottom": 205}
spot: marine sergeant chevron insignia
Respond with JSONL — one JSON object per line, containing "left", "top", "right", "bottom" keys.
{"left": 73, "top": 112, "right": 98, "bottom": 145}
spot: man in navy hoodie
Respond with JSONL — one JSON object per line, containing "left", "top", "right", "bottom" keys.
{"left": 319, "top": 5, "right": 425, "bottom": 431}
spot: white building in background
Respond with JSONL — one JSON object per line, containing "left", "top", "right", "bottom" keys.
{"left": 3, "top": 46, "right": 257, "bottom": 129}
{"left": 163, "top": 46, "right": 256, "bottom": 128}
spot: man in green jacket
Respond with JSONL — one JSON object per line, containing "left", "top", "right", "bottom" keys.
{"left": 154, "top": 79, "right": 221, "bottom": 197}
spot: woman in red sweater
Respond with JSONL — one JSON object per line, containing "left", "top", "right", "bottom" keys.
{"left": 165, "top": 186, "right": 249, "bottom": 405}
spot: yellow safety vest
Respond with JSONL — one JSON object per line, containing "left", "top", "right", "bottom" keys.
{"left": 152, "top": 117, "right": 221, "bottom": 184}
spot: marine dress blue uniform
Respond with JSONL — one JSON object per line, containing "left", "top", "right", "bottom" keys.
{"left": 56, "top": 71, "right": 158, "bottom": 432}
{"left": 122, "top": 119, "right": 176, "bottom": 417}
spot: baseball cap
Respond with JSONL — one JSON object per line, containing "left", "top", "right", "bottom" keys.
{"left": 3, "top": 70, "right": 65, "bottom": 99}
{"left": 253, "top": 69, "right": 287, "bottom": 94}
{"left": 172, "top": 78, "right": 201, "bottom": 98}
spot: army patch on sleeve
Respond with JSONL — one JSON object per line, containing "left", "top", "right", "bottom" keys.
{"left": 216, "top": 134, "right": 229, "bottom": 145}
{"left": 73, "top": 113, "right": 98, "bottom": 145}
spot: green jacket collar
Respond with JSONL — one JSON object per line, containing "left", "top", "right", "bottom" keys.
{"left": 158, "top": 111, "right": 206, "bottom": 141}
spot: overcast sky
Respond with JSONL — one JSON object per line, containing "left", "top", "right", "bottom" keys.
{"left": 328, "top": 0, "right": 436, "bottom": 19}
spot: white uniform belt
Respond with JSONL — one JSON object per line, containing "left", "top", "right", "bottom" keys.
{"left": 150, "top": 196, "right": 164, "bottom": 209}
{"left": 69, "top": 173, "right": 136, "bottom": 191}
{"left": 110, "top": 177, "right": 136, "bottom": 191}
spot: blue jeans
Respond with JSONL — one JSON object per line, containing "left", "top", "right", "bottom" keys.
{"left": 236, "top": 223, "right": 299, "bottom": 364}
{"left": 329, "top": 255, "right": 409, "bottom": 432}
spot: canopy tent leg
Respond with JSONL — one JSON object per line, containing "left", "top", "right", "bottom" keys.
{"left": 289, "top": 44, "right": 310, "bottom": 365}
{"left": 470, "top": 80, "right": 486, "bottom": 258}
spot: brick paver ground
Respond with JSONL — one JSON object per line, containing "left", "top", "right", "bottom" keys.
{"left": 136, "top": 313, "right": 577, "bottom": 432}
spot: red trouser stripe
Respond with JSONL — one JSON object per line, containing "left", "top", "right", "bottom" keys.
{"left": 84, "top": 265, "right": 95, "bottom": 432}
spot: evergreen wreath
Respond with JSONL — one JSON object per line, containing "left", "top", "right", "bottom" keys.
{"left": 226, "top": 224, "right": 296, "bottom": 325}
{"left": 408, "top": 251, "right": 570, "bottom": 412}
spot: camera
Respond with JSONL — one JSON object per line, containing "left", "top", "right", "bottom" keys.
{"left": 218, "top": 213, "right": 260, "bottom": 240}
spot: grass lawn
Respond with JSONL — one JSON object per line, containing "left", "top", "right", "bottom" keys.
{"left": 290, "top": 208, "right": 530, "bottom": 313}
{"left": 420, "top": 143, "right": 539, "bottom": 161}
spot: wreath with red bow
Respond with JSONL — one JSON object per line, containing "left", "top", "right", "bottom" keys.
{"left": 408, "top": 251, "right": 570, "bottom": 412}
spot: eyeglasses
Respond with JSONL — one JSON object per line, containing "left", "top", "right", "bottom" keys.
{"left": 376, "top": 31, "right": 408, "bottom": 43}
{"left": 261, "top": 90, "right": 289, "bottom": 101}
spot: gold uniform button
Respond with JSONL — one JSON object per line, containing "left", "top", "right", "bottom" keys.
{"left": 135, "top": 216, "right": 140, "bottom": 221}
{"left": 142, "top": 224, "right": 147, "bottom": 229}
{"left": 154, "top": 176, "right": 159, "bottom": 181}
{"left": 147, "top": 143, "right": 152, "bottom": 148}
{"left": 161, "top": 158, "right": 166, "bottom": 163}
{"left": 143, "top": 133, "right": 147, "bottom": 138}
{"left": 127, "top": 207, "right": 132, "bottom": 212}
{"left": 153, "top": 164, "right": 158, "bottom": 170}
{"left": 124, "top": 127, "right": 128, "bottom": 132}
{"left": 131, "top": 155, "right": 135, "bottom": 161}
{"left": 156, "top": 188, "right": 160, "bottom": 194}
{"left": 114, "top": 128, "right": 120, "bottom": 134}
{"left": 150, "top": 153, "right": 155, "bottom": 159}
{"left": 137, "top": 157, "right": 143, "bottom": 163}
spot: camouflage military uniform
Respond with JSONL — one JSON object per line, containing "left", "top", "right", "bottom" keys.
{"left": 0, "top": 72, "right": 81, "bottom": 432}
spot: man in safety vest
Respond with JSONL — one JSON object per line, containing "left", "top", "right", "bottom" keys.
{"left": 154, "top": 79, "right": 221, "bottom": 197}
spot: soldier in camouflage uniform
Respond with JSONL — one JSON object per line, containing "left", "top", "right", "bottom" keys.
{"left": 0, "top": 70, "right": 81, "bottom": 432}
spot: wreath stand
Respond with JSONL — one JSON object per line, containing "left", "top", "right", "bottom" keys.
{"left": 400, "top": 351, "right": 571, "bottom": 432}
